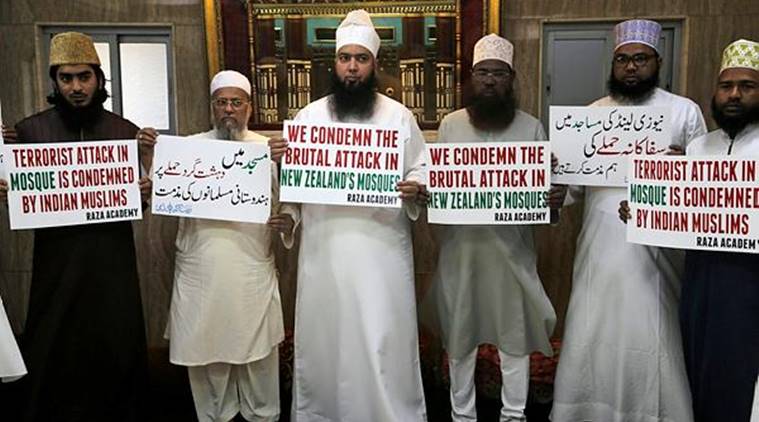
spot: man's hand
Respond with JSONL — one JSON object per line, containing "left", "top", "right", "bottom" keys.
{"left": 0, "top": 179, "right": 7, "bottom": 204}
{"left": 619, "top": 200, "right": 631, "bottom": 224}
{"left": 139, "top": 176, "right": 152, "bottom": 203}
{"left": 267, "top": 213, "right": 294, "bottom": 234}
{"left": 666, "top": 144, "right": 685, "bottom": 156}
{"left": 551, "top": 153, "right": 559, "bottom": 172}
{"left": 137, "top": 127, "right": 159, "bottom": 149}
{"left": 397, "top": 180, "right": 428, "bottom": 205}
{"left": 268, "top": 137, "right": 288, "bottom": 163}
{"left": 1, "top": 125, "right": 17, "bottom": 143}
{"left": 137, "top": 127, "right": 158, "bottom": 172}
{"left": 548, "top": 184, "right": 567, "bottom": 209}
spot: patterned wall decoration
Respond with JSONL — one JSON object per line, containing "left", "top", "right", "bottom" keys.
{"left": 204, "top": 0, "right": 500, "bottom": 129}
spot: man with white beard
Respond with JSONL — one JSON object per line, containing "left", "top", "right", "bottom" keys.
{"left": 139, "top": 70, "right": 295, "bottom": 422}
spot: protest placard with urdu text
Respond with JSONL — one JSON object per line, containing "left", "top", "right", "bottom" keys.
{"left": 279, "top": 120, "right": 404, "bottom": 208}
{"left": 551, "top": 105, "right": 671, "bottom": 186}
{"left": 151, "top": 135, "right": 271, "bottom": 223}
{"left": 3, "top": 139, "right": 142, "bottom": 230}
{"left": 426, "top": 142, "right": 551, "bottom": 225}
{"left": 627, "top": 155, "right": 759, "bottom": 254}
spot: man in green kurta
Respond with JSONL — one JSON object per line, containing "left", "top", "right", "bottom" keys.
{"left": 430, "top": 34, "right": 561, "bottom": 421}
{"left": 0, "top": 32, "right": 150, "bottom": 421}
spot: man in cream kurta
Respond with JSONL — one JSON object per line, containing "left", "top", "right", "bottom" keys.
{"left": 272, "top": 10, "right": 428, "bottom": 422}
{"left": 431, "top": 34, "right": 557, "bottom": 422}
{"left": 140, "top": 71, "right": 294, "bottom": 422}
{"left": 552, "top": 20, "right": 707, "bottom": 422}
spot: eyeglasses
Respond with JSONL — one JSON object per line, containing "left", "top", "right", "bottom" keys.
{"left": 613, "top": 53, "right": 655, "bottom": 67}
{"left": 472, "top": 69, "right": 512, "bottom": 80}
{"left": 212, "top": 97, "right": 248, "bottom": 109}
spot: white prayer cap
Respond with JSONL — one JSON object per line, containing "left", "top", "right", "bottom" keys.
{"left": 614, "top": 19, "right": 662, "bottom": 53}
{"left": 210, "top": 70, "right": 251, "bottom": 96}
{"left": 473, "top": 33, "right": 514, "bottom": 67}
{"left": 335, "top": 9, "right": 380, "bottom": 58}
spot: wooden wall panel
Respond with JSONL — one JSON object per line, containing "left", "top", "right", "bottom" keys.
{"left": 220, "top": 0, "right": 252, "bottom": 77}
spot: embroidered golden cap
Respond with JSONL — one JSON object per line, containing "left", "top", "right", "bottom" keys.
{"left": 720, "top": 39, "right": 759, "bottom": 73}
{"left": 49, "top": 32, "right": 101, "bottom": 67}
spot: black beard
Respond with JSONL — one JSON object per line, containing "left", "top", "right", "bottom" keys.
{"left": 607, "top": 70, "right": 659, "bottom": 103}
{"left": 328, "top": 71, "right": 378, "bottom": 121}
{"left": 50, "top": 92, "right": 105, "bottom": 131}
{"left": 466, "top": 89, "right": 517, "bottom": 132}
{"left": 712, "top": 96, "right": 759, "bottom": 140}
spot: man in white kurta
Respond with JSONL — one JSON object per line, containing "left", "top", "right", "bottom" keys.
{"left": 275, "top": 10, "right": 428, "bottom": 422}
{"left": 551, "top": 20, "right": 707, "bottom": 422}
{"left": 431, "top": 34, "right": 557, "bottom": 422}
{"left": 140, "top": 71, "right": 293, "bottom": 422}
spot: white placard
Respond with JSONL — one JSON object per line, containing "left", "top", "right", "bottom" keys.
{"left": 151, "top": 135, "right": 271, "bottom": 223}
{"left": 3, "top": 140, "right": 142, "bottom": 230}
{"left": 627, "top": 155, "right": 759, "bottom": 254}
{"left": 426, "top": 142, "right": 551, "bottom": 224}
{"left": 280, "top": 120, "right": 405, "bottom": 208}
{"left": 551, "top": 106, "right": 671, "bottom": 186}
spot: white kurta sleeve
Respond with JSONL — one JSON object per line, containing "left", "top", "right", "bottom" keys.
{"left": 279, "top": 202, "right": 300, "bottom": 249}
{"left": 684, "top": 103, "right": 708, "bottom": 147}
{"left": 1, "top": 296, "right": 26, "bottom": 382}
{"left": 563, "top": 185, "right": 585, "bottom": 207}
{"left": 751, "top": 376, "right": 759, "bottom": 422}
{"left": 269, "top": 159, "right": 299, "bottom": 249}
{"left": 536, "top": 121, "right": 564, "bottom": 224}
{"left": 403, "top": 112, "right": 427, "bottom": 183}
{"left": 437, "top": 114, "right": 452, "bottom": 143}
{"left": 402, "top": 112, "right": 428, "bottom": 221}
{"left": 535, "top": 121, "right": 547, "bottom": 141}
{"left": 277, "top": 105, "right": 314, "bottom": 245}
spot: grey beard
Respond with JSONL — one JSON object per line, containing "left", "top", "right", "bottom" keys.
{"left": 215, "top": 123, "right": 246, "bottom": 141}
